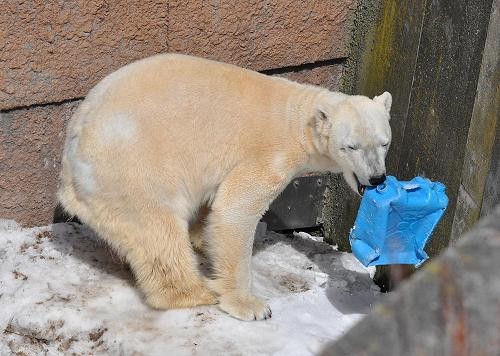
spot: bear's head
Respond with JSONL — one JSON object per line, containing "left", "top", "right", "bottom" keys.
{"left": 312, "top": 92, "right": 392, "bottom": 195}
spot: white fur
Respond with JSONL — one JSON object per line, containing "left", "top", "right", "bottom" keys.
{"left": 100, "top": 113, "right": 137, "bottom": 143}
{"left": 66, "top": 136, "right": 96, "bottom": 196}
{"left": 373, "top": 91, "right": 392, "bottom": 113}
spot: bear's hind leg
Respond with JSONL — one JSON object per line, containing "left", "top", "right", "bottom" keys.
{"left": 113, "top": 210, "right": 217, "bottom": 309}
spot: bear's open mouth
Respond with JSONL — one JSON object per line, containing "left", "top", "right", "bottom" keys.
{"left": 353, "top": 173, "right": 365, "bottom": 196}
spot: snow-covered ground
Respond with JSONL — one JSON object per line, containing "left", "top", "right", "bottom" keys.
{"left": 0, "top": 220, "right": 380, "bottom": 355}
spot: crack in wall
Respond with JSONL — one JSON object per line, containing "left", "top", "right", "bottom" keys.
{"left": 1, "top": 97, "right": 83, "bottom": 114}
{"left": 260, "top": 58, "right": 347, "bottom": 76}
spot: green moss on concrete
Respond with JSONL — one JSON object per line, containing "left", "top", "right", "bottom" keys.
{"left": 360, "top": 0, "right": 397, "bottom": 96}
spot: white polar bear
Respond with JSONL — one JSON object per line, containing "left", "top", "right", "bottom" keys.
{"left": 58, "top": 54, "right": 392, "bottom": 320}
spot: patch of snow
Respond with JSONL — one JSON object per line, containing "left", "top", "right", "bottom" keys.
{"left": 0, "top": 222, "right": 380, "bottom": 355}
{"left": 340, "top": 252, "right": 377, "bottom": 279}
{"left": 0, "top": 219, "right": 20, "bottom": 232}
{"left": 293, "top": 231, "right": 324, "bottom": 243}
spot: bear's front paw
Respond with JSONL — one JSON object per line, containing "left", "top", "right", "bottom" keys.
{"left": 218, "top": 293, "right": 272, "bottom": 321}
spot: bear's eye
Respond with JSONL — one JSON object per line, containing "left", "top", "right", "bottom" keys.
{"left": 348, "top": 145, "right": 359, "bottom": 151}
{"left": 382, "top": 142, "right": 389, "bottom": 148}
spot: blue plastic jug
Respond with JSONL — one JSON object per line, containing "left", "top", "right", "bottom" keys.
{"left": 349, "top": 176, "right": 448, "bottom": 267}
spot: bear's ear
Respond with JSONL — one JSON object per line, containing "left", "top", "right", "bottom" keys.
{"left": 373, "top": 91, "right": 392, "bottom": 113}
{"left": 313, "top": 107, "right": 332, "bottom": 137}
{"left": 315, "top": 108, "right": 328, "bottom": 122}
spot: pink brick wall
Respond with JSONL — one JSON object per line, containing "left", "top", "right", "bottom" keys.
{"left": 0, "top": 0, "right": 356, "bottom": 226}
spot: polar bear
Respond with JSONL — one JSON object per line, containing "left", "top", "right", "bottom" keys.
{"left": 58, "top": 54, "right": 392, "bottom": 321}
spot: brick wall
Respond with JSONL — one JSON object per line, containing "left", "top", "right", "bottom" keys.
{"left": 0, "top": 0, "right": 357, "bottom": 226}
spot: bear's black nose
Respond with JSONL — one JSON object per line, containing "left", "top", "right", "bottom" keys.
{"left": 369, "top": 174, "right": 386, "bottom": 186}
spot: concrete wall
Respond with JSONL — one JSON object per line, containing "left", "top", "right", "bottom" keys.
{"left": 0, "top": 0, "right": 357, "bottom": 226}
{"left": 451, "top": 0, "right": 499, "bottom": 242}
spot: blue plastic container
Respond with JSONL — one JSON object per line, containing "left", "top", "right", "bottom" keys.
{"left": 349, "top": 176, "right": 448, "bottom": 267}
